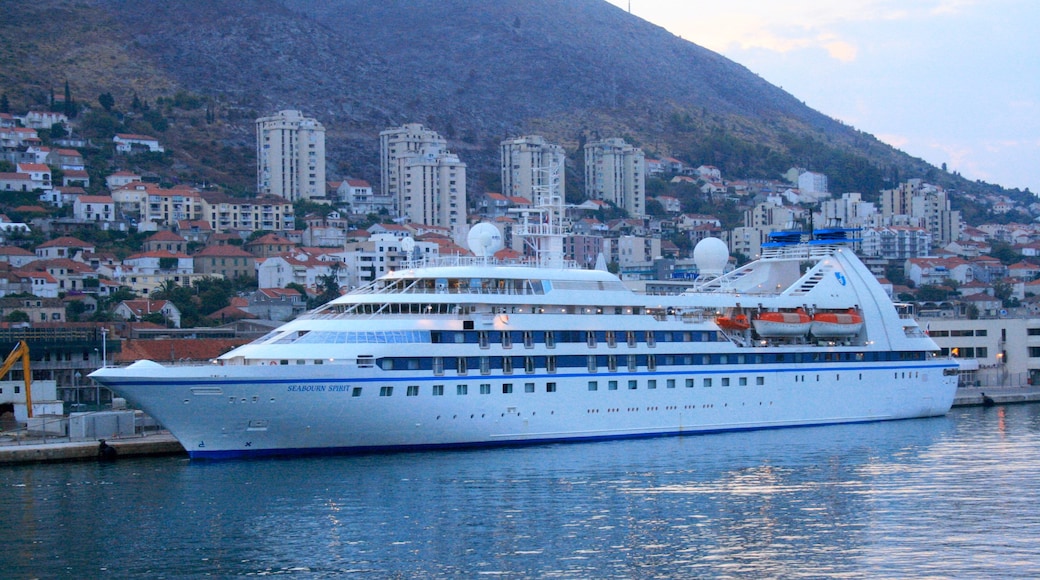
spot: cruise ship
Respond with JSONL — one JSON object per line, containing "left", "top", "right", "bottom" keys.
{"left": 90, "top": 215, "right": 958, "bottom": 459}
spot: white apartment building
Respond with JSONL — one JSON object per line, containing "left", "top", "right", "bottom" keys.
{"left": 584, "top": 138, "right": 645, "bottom": 217}
{"left": 797, "top": 171, "right": 828, "bottom": 195}
{"left": 500, "top": 135, "right": 565, "bottom": 201}
{"left": 880, "top": 179, "right": 961, "bottom": 247}
{"left": 256, "top": 110, "right": 326, "bottom": 202}
{"left": 398, "top": 152, "right": 466, "bottom": 236}
{"left": 379, "top": 123, "right": 447, "bottom": 202}
{"left": 860, "top": 226, "right": 932, "bottom": 260}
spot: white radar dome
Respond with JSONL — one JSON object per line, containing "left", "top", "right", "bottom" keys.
{"left": 466, "top": 223, "right": 503, "bottom": 258}
{"left": 693, "top": 237, "right": 729, "bottom": 276}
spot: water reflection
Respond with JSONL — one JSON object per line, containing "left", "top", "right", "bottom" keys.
{"left": 3, "top": 408, "right": 1040, "bottom": 577}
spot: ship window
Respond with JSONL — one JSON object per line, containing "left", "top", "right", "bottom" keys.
{"left": 587, "top": 355, "right": 597, "bottom": 372}
{"left": 721, "top": 378, "right": 730, "bottom": 387}
{"left": 280, "top": 360, "right": 288, "bottom": 365}
{"left": 546, "top": 382, "right": 556, "bottom": 393}
{"left": 480, "top": 357, "right": 491, "bottom": 375}
{"left": 647, "top": 355, "right": 656, "bottom": 371}
{"left": 479, "top": 331, "right": 489, "bottom": 349}
{"left": 588, "top": 381, "right": 598, "bottom": 391}
{"left": 546, "top": 331, "right": 556, "bottom": 348}
{"left": 646, "top": 331, "right": 656, "bottom": 347}
{"left": 352, "top": 387, "right": 362, "bottom": 397}
{"left": 627, "top": 331, "right": 636, "bottom": 347}
{"left": 296, "top": 359, "right": 305, "bottom": 365}
{"left": 503, "top": 357, "right": 513, "bottom": 374}
{"left": 739, "top": 377, "right": 747, "bottom": 386}
{"left": 608, "top": 380, "right": 618, "bottom": 390}
{"left": 433, "top": 357, "right": 444, "bottom": 375}
{"left": 628, "top": 380, "right": 637, "bottom": 390}
{"left": 432, "top": 385, "right": 444, "bottom": 396}
{"left": 457, "top": 384, "right": 468, "bottom": 395}
{"left": 546, "top": 355, "right": 556, "bottom": 373}
{"left": 627, "top": 355, "right": 637, "bottom": 372}
{"left": 503, "top": 383, "right": 514, "bottom": 394}
{"left": 407, "top": 385, "right": 419, "bottom": 397}
{"left": 502, "top": 332, "right": 512, "bottom": 348}
{"left": 587, "top": 331, "right": 596, "bottom": 348}
{"left": 524, "top": 331, "right": 534, "bottom": 348}
{"left": 756, "top": 376, "right": 764, "bottom": 386}
{"left": 525, "top": 356, "right": 535, "bottom": 374}
{"left": 700, "top": 378, "right": 709, "bottom": 388}
{"left": 606, "top": 331, "right": 616, "bottom": 348}
{"left": 667, "top": 379, "right": 676, "bottom": 389}
{"left": 607, "top": 355, "right": 617, "bottom": 372}
{"left": 379, "top": 386, "right": 393, "bottom": 397}
{"left": 457, "top": 357, "right": 467, "bottom": 374}
{"left": 524, "top": 382, "right": 535, "bottom": 393}
{"left": 648, "top": 379, "right": 657, "bottom": 389}
{"left": 480, "top": 383, "right": 491, "bottom": 394}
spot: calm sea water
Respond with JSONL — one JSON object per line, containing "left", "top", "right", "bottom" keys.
{"left": 2, "top": 404, "right": 1040, "bottom": 578}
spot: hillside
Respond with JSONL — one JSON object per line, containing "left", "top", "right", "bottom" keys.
{"left": 0, "top": 0, "right": 1011, "bottom": 200}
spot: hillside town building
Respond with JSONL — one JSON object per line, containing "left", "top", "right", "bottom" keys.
{"left": 584, "top": 138, "right": 646, "bottom": 217}
{"left": 256, "top": 110, "right": 326, "bottom": 202}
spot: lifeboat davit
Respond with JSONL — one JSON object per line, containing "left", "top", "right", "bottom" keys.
{"left": 753, "top": 309, "right": 811, "bottom": 337}
{"left": 811, "top": 308, "right": 864, "bottom": 337}
{"left": 716, "top": 314, "right": 750, "bottom": 331}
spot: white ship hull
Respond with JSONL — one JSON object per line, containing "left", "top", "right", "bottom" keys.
{"left": 97, "top": 359, "right": 955, "bottom": 459}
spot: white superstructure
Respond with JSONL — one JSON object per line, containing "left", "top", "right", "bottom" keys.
{"left": 91, "top": 226, "right": 957, "bottom": 459}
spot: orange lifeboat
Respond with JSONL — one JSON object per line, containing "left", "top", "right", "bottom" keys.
{"left": 716, "top": 314, "right": 750, "bottom": 331}
{"left": 752, "top": 309, "right": 811, "bottom": 337}
{"left": 811, "top": 308, "right": 864, "bottom": 337}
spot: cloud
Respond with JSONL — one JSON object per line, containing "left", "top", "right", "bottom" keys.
{"left": 619, "top": 0, "right": 977, "bottom": 63}
{"left": 877, "top": 133, "right": 909, "bottom": 149}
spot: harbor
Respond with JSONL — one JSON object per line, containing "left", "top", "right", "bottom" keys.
{"left": 2, "top": 384, "right": 1037, "bottom": 465}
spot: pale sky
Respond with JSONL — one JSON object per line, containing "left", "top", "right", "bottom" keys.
{"left": 608, "top": 0, "right": 1039, "bottom": 194}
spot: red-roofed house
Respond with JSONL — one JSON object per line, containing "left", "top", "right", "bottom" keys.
{"left": 12, "top": 270, "right": 60, "bottom": 297}
{"left": 244, "top": 233, "right": 296, "bottom": 258}
{"left": 244, "top": 287, "right": 306, "bottom": 321}
{"left": 905, "top": 257, "right": 974, "bottom": 286}
{"left": 62, "top": 169, "right": 90, "bottom": 188}
{"left": 35, "top": 237, "right": 95, "bottom": 260}
{"left": 15, "top": 163, "right": 50, "bottom": 189}
{"left": 113, "top": 300, "right": 182, "bottom": 328}
{"left": 21, "top": 111, "right": 68, "bottom": 130}
{"left": 143, "top": 230, "right": 188, "bottom": 253}
{"left": 193, "top": 245, "right": 256, "bottom": 279}
{"left": 0, "top": 246, "right": 37, "bottom": 268}
{"left": 0, "top": 172, "right": 32, "bottom": 192}
{"left": 105, "top": 170, "right": 142, "bottom": 190}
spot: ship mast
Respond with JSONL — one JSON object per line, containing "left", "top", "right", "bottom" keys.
{"left": 511, "top": 155, "right": 566, "bottom": 268}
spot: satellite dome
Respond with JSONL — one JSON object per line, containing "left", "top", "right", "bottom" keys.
{"left": 693, "top": 237, "right": 729, "bottom": 275}
{"left": 466, "top": 223, "right": 503, "bottom": 258}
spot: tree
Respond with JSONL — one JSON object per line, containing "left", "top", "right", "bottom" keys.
{"left": 0, "top": 93, "right": 9, "bottom": 114}
{"left": 49, "top": 122, "right": 66, "bottom": 140}
{"left": 63, "top": 80, "right": 76, "bottom": 118}
{"left": 98, "top": 92, "right": 115, "bottom": 112}
{"left": 310, "top": 262, "right": 343, "bottom": 308}
{"left": 5, "top": 310, "right": 29, "bottom": 323}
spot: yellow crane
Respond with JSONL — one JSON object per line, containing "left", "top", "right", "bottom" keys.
{"left": 0, "top": 341, "right": 32, "bottom": 418}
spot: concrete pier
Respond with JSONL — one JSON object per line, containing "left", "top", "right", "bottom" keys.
{"left": 952, "top": 384, "right": 1040, "bottom": 407}
{"left": 0, "top": 432, "right": 185, "bottom": 465}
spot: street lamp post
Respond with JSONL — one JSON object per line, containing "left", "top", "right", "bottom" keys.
{"left": 100, "top": 327, "right": 108, "bottom": 368}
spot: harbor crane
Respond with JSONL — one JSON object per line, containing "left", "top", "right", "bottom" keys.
{"left": 0, "top": 341, "right": 32, "bottom": 418}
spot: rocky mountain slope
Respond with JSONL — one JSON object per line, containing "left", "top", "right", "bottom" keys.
{"left": 0, "top": 0, "right": 1002, "bottom": 199}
